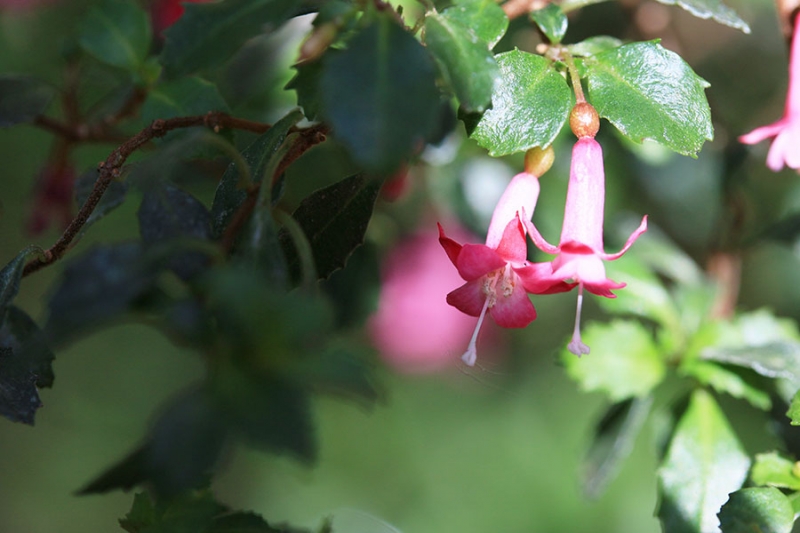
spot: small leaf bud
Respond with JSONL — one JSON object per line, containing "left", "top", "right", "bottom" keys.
{"left": 524, "top": 146, "right": 555, "bottom": 177}
{"left": 569, "top": 102, "right": 600, "bottom": 138}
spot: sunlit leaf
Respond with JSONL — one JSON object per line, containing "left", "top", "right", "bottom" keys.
{"left": 681, "top": 360, "right": 771, "bottom": 410}
{"left": 718, "top": 487, "right": 793, "bottom": 533}
{"left": 585, "top": 41, "right": 713, "bottom": 157}
{"left": 658, "top": 389, "right": 750, "bottom": 533}
{"left": 470, "top": 50, "right": 571, "bottom": 156}
{"left": 655, "top": 0, "right": 750, "bottom": 34}
{"left": 442, "top": 0, "right": 508, "bottom": 47}
{"left": 568, "top": 36, "right": 623, "bottom": 57}
{"left": 750, "top": 452, "right": 800, "bottom": 490}
{"left": 530, "top": 3, "right": 568, "bottom": 43}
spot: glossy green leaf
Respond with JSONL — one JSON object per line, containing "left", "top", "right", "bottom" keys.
{"left": 210, "top": 109, "right": 302, "bottom": 238}
{"left": 682, "top": 360, "right": 771, "bottom": 410}
{"left": 282, "top": 174, "right": 381, "bottom": 281}
{"left": 320, "top": 14, "right": 441, "bottom": 174}
{"left": 0, "top": 246, "right": 42, "bottom": 319}
{"left": 751, "top": 452, "right": 800, "bottom": 490}
{"left": 159, "top": 0, "right": 296, "bottom": 78}
{"left": 568, "top": 36, "right": 623, "bottom": 57}
{"left": 585, "top": 41, "right": 713, "bottom": 157}
{"left": 563, "top": 320, "right": 665, "bottom": 402}
{"left": 442, "top": 0, "right": 508, "bottom": 48}
{"left": 530, "top": 3, "right": 568, "bottom": 43}
{"left": 655, "top": 0, "right": 750, "bottom": 34}
{"left": 424, "top": 11, "right": 500, "bottom": 113}
{"left": 582, "top": 396, "right": 653, "bottom": 499}
{"left": 74, "top": 169, "right": 128, "bottom": 238}
{"left": 658, "top": 389, "right": 750, "bottom": 533}
{"left": 470, "top": 50, "right": 571, "bottom": 156}
{"left": 78, "top": 0, "right": 151, "bottom": 71}
{"left": 0, "top": 75, "right": 55, "bottom": 128}
{"left": 718, "top": 487, "right": 793, "bottom": 533}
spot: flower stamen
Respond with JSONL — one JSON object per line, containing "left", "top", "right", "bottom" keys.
{"left": 462, "top": 297, "right": 490, "bottom": 366}
{"left": 567, "top": 285, "right": 590, "bottom": 356}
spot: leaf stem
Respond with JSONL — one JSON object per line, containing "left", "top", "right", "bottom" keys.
{"left": 275, "top": 209, "right": 318, "bottom": 292}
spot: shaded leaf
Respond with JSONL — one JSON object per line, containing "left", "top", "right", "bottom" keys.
{"left": 582, "top": 396, "right": 653, "bottom": 499}
{"left": 0, "top": 246, "right": 42, "bottom": 319}
{"left": 718, "top": 487, "right": 793, "bottom": 533}
{"left": 442, "top": 0, "right": 508, "bottom": 48}
{"left": 658, "top": 389, "right": 750, "bottom": 533}
{"left": 74, "top": 168, "right": 129, "bottom": 237}
{"left": 470, "top": 50, "right": 571, "bottom": 156}
{"left": 681, "top": 360, "right": 771, "bottom": 410}
{"left": 210, "top": 512, "right": 286, "bottom": 532}
{"left": 283, "top": 174, "right": 381, "bottom": 281}
{"left": 138, "top": 183, "right": 213, "bottom": 280}
{"left": 295, "top": 345, "right": 379, "bottom": 407}
{"left": 46, "top": 243, "right": 156, "bottom": 341}
{"left": 530, "top": 3, "right": 568, "bottom": 44}
{"left": 140, "top": 77, "right": 230, "bottom": 123}
{"left": 750, "top": 452, "right": 800, "bottom": 490}
{"left": 286, "top": 60, "right": 324, "bottom": 121}
{"left": 320, "top": 14, "right": 441, "bottom": 174}
{"left": 424, "top": 11, "right": 500, "bottom": 113}
{"left": 585, "top": 41, "right": 713, "bottom": 157}
{"left": 655, "top": 0, "right": 750, "bottom": 34}
{"left": 160, "top": 0, "right": 296, "bottom": 78}
{"left": 563, "top": 320, "right": 666, "bottom": 402}
{"left": 78, "top": 0, "right": 151, "bottom": 71}
{"left": 0, "top": 75, "right": 55, "bottom": 128}
{"left": 119, "top": 492, "right": 157, "bottom": 533}
{"left": 210, "top": 109, "right": 302, "bottom": 238}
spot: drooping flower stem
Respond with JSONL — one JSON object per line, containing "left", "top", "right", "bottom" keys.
{"left": 562, "top": 50, "right": 586, "bottom": 104}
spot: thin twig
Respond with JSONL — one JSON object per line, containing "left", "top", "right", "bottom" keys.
{"left": 21, "top": 112, "right": 294, "bottom": 277}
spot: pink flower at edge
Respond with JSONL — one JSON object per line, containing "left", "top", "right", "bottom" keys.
{"left": 739, "top": 11, "right": 800, "bottom": 171}
{"left": 525, "top": 137, "right": 647, "bottom": 356}
{"left": 439, "top": 171, "right": 574, "bottom": 366}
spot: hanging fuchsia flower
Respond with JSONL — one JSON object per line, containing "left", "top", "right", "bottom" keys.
{"left": 525, "top": 103, "right": 647, "bottom": 356}
{"left": 439, "top": 158, "right": 574, "bottom": 366}
{"left": 739, "top": 11, "right": 800, "bottom": 171}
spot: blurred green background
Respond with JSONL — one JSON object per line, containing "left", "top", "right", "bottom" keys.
{"left": 1, "top": 0, "right": 798, "bottom": 531}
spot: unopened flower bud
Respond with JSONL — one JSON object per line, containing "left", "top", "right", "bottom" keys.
{"left": 298, "top": 22, "right": 338, "bottom": 63}
{"left": 570, "top": 102, "right": 600, "bottom": 139}
{"left": 524, "top": 146, "right": 555, "bottom": 177}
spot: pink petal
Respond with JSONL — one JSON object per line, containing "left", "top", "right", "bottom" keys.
{"left": 446, "top": 280, "right": 486, "bottom": 317}
{"left": 766, "top": 129, "right": 793, "bottom": 171}
{"left": 488, "top": 281, "right": 537, "bottom": 328}
{"left": 486, "top": 172, "right": 540, "bottom": 249}
{"left": 513, "top": 262, "right": 576, "bottom": 294}
{"left": 739, "top": 120, "right": 786, "bottom": 145}
{"left": 523, "top": 218, "right": 560, "bottom": 255}
{"left": 494, "top": 216, "right": 528, "bottom": 263}
{"left": 560, "top": 137, "right": 606, "bottom": 251}
{"left": 583, "top": 278, "right": 626, "bottom": 298}
{"left": 601, "top": 215, "right": 648, "bottom": 261}
{"left": 438, "top": 223, "right": 463, "bottom": 266}
{"left": 456, "top": 244, "right": 506, "bottom": 281}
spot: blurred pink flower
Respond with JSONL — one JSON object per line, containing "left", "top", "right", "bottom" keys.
{"left": 439, "top": 172, "right": 573, "bottom": 366}
{"left": 27, "top": 155, "right": 75, "bottom": 236}
{"left": 368, "top": 225, "right": 479, "bottom": 373}
{"left": 525, "top": 137, "right": 647, "bottom": 355}
{"left": 151, "top": 0, "right": 212, "bottom": 36}
{"left": 740, "top": 12, "right": 800, "bottom": 171}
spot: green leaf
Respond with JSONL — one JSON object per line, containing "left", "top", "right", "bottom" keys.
{"left": 74, "top": 169, "right": 128, "bottom": 238}
{"left": 159, "top": 0, "right": 296, "bottom": 78}
{"left": 470, "top": 50, "right": 571, "bottom": 156}
{"left": 294, "top": 345, "right": 379, "bottom": 407}
{"left": 78, "top": 0, "right": 151, "bottom": 71}
{"left": 718, "top": 487, "right": 793, "bottom": 533}
{"left": 119, "top": 492, "right": 157, "bottom": 533}
{"left": 282, "top": 174, "right": 381, "bottom": 281}
{"left": 138, "top": 183, "right": 213, "bottom": 280}
{"left": 424, "top": 11, "right": 500, "bottom": 113}
{"left": 658, "top": 389, "right": 750, "bottom": 533}
{"left": 750, "top": 452, "right": 800, "bottom": 490}
{"left": 213, "top": 367, "right": 316, "bottom": 463}
{"left": 585, "top": 41, "right": 713, "bottom": 157}
{"left": 210, "top": 109, "right": 302, "bottom": 238}
{"left": 530, "top": 3, "right": 568, "bottom": 44}
{"left": 0, "top": 246, "right": 42, "bottom": 319}
{"left": 655, "top": 0, "right": 750, "bottom": 34}
{"left": 0, "top": 75, "right": 55, "bottom": 128}
{"left": 568, "top": 36, "right": 624, "bottom": 57}
{"left": 682, "top": 360, "right": 772, "bottom": 410}
{"left": 209, "top": 512, "right": 285, "bottom": 533}
{"left": 140, "top": 77, "right": 230, "bottom": 124}
{"left": 286, "top": 60, "right": 324, "bottom": 121}
{"left": 45, "top": 243, "right": 157, "bottom": 342}
{"left": 320, "top": 14, "right": 441, "bottom": 174}
{"left": 563, "top": 320, "right": 665, "bottom": 402}
{"left": 441, "top": 0, "right": 508, "bottom": 48}
{"left": 786, "top": 389, "right": 800, "bottom": 425}
{"left": 582, "top": 396, "right": 653, "bottom": 499}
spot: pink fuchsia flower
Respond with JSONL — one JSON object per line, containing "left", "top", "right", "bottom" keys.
{"left": 739, "top": 11, "right": 800, "bottom": 171}
{"left": 525, "top": 122, "right": 647, "bottom": 355}
{"left": 439, "top": 170, "right": 574, "bottom": 366}
{"left": 368, "top": 225, "right": 480, "bottom": 373}
{"left": 151, "top": 0, "right": 212, "bottom": 36}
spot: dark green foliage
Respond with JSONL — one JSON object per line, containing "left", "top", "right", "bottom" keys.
{"left": 0, "top": 75, "right": 55, "bottom": 127}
